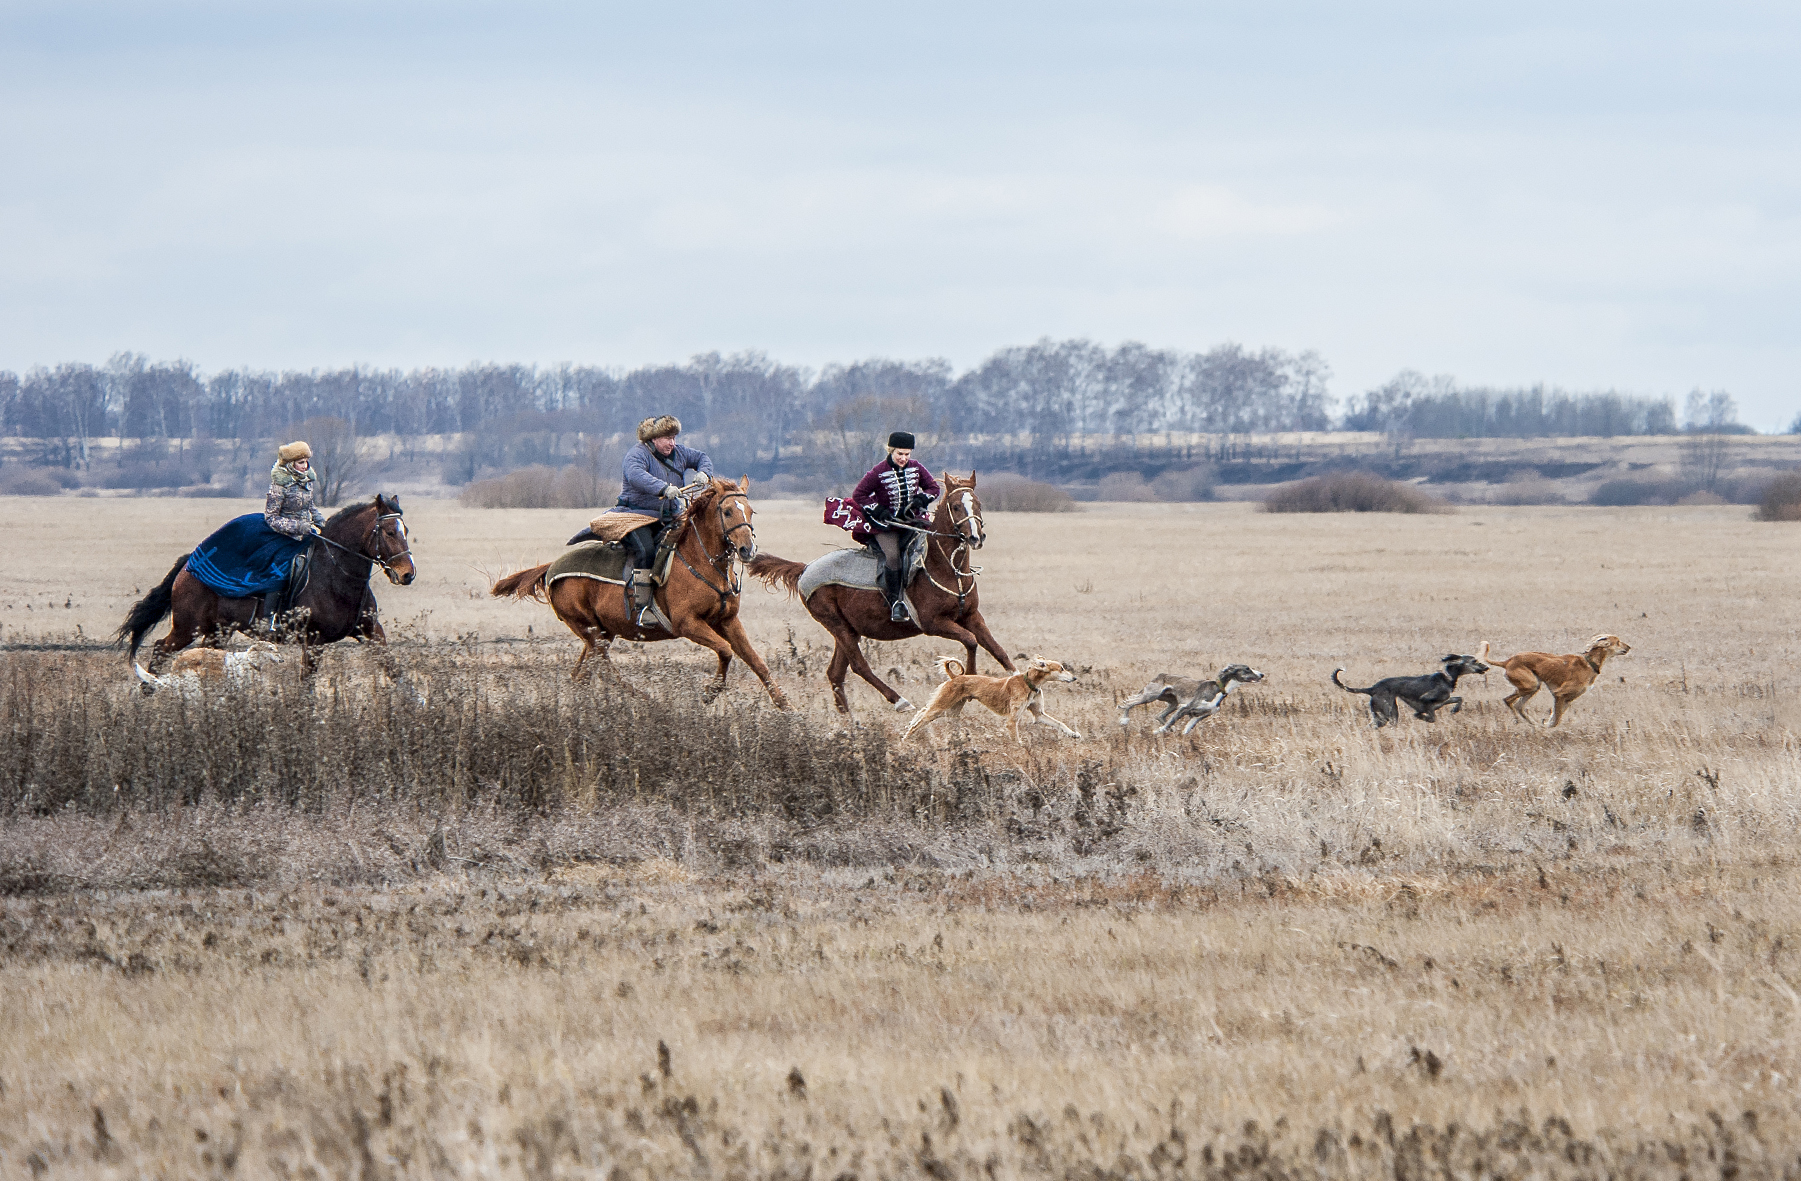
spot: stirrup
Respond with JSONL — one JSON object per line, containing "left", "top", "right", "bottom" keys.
{"left": 889, "top": 598, "right": 909, "bottom": 623}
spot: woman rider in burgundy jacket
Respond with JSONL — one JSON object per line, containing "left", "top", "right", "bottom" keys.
{"left": 851, "top": 431, "right": 941, "bottom": 622}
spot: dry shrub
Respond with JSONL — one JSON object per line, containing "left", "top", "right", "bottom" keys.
{"left": 0, "top": 468, "right": 70, "bottom": 496}
{"left": 1150, "top": 465, "right": 1214, "bottom": 501}
{"left": 1758, "top": 471, "right": 1801, "bottom": 520}
{"left": 461, "top": 464, "right": 617, "bottom": 509}
{"left": 1263, "top": 471, "right": 1449, "bottom": 514}
{"left": 977, "top": 473, "right": 1077, "bottom": 512}
{"left": 1095, "top": 472, "right": 1160, "bottom": 502}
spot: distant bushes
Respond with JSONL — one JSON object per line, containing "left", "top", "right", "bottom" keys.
{"left": 0, "top": 467, "right": 76, "bottom": 496}
{"left": 1264, "top": 471, "right": 1449, "bottom": 514}
{"left": 1089, "top": 466, "right": 1214, "bottom": 504}
{"left": 978, "top": 474, "right": 1078, "bottom": 512}
{"left": 1757, "top": 472, "right": 1801, "bottom": 521}
{"left": 460, "top": 464, "right": 617, "bottom": 509}
{"left": 1589, "top": 477, "right": 1763, "bottom": 507}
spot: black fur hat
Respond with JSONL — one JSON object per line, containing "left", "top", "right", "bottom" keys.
{"left": 887, "top": 431, "right": 915, "bottom": 449}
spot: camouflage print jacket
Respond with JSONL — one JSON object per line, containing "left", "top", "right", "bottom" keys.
{"left": 264, "top": 467, "right": 326, "bottom": 539}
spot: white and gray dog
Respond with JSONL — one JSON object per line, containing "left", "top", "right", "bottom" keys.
{"left": 1118, "top": 664, "right": 1265, "bottom": 735}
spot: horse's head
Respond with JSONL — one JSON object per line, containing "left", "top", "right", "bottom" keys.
{"left": 693, "top": 477, "right": 758, "bottom": 563}
{"left": 937, "top": 471, "right": 985, "bottom": 549}
{"left": 370, "top": 494, "right": 416, "bottom": 584}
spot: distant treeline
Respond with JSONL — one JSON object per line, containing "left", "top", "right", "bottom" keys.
{"left": 0, "top": 342, "right": 1745, "bottom": 475}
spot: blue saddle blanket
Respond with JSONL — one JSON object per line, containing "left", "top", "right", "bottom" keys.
{"left": 186, "top": 513, "right": 310, "bottom": 598}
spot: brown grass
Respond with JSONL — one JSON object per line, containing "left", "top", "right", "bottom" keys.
{"left": 1264, "top": 470, "right": 1450, "bottom": 513}
{"left": 5, "top": 495, "right": 1801, "bottom": 1171}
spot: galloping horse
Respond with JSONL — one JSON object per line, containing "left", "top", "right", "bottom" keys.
{"left": 490, "top": 477, "right": 789, "bottom": 708}
{"left": 118, "top": 494, "right": 418, "bottom": 674}
{"left": 748, "top": 472, "right": 1013, "bottom": 714}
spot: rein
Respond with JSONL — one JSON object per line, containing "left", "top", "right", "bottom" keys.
{"left": 314, "top": 510, "right": 412, "bottom": 583}
{"left": 669, "top": 490, "right": 751, "bottom": 611}
{"left": 919, "top": 492, "right": 984, "bottom": 615}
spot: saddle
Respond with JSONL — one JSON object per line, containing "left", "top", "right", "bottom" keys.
{"left": 546, "top": 539, "right": 676, "bottom": 588}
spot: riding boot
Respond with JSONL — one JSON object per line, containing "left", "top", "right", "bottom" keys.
{"left": 884, "top": 567, "right": 909, "bottom": 623}
{"left": 628, "top": 570, "right": 657, "bottom": 628}
{"left": 260, "top": 591, "right": 282, "bottom": 635}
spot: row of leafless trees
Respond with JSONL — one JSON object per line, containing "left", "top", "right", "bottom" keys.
{"left": 0, "top": 346, "right": 1760, "bottom": 483}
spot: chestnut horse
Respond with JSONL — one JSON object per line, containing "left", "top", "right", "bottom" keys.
{"left": 118, "top": 494, "right": 418, "bottom": 675}
{"left": 748, "top": 472, "right": 1013, "bottom": 714}
{"left": 490, "top": 477, "right": 789, "bottom": 708}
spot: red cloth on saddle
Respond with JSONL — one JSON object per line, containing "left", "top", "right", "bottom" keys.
{"left": 824, "top": 497, "right": 864, "bottom": 533}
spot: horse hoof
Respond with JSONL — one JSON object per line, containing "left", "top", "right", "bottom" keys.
{"left": 892, "top": 697, "right": 914, "bottom": 713}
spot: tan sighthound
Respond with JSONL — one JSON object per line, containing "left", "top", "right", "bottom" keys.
{"left": 903, "top": 654, "right": 1081, "bottom": 743}
{"left": 133, "top": 641, "right": 285, "bottom": 695}
{"left": 1477, "top": 634, "right": 1631, "bottom": 727}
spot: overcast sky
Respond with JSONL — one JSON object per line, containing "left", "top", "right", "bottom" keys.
{"left": 2, "top": 1, "right": 1797, "bottom": 425}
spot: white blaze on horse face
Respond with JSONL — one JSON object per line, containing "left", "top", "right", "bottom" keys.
{"left": 959, "top": 491, "right": 981, "bottom": 544}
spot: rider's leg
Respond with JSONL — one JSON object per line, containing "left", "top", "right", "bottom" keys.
{"left": 625, "top": 523, "right": 660, "bottom": 624}
{"left": 259, "top": 590, "right": 282, "bottom": 634}
{"left": 874, "top": 532, "right": 907, "bottom": 621}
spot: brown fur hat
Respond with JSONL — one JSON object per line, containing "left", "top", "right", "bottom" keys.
{"left": 276, "top": 441, "right": 312, "bottom": 464}
{"left": 637, "top": 415, "right": 682, "bottom": 443}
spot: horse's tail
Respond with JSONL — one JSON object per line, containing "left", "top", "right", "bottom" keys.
{"left": 747, "top": 553, "right": 806, "bottom": 598}
{"left": 490, "top": 563, "right": 552, "bottom": 603}
{"left": 116, "top": 555, "right": 187, "bottom": 660}
{"left": 936, "top": 656, "right": 966, "bottom": 680}
{"left": 1331, "top": 668, "right": 1373, "bottom": 696}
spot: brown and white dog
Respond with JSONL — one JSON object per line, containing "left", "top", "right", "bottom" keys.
{"left": 134, "top": 641, "right": 285, "bottom": 695}
{"left": 1477, "top": 635, "right": 1630, "bottom": 727}
{"left": 902, "top": 655, "right": 1081, "bottom": 743}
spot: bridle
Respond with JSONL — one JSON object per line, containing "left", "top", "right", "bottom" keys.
{"left": 670, "top": 487, "right": 754, "bottom": 610}
{"left": 921, "top": 487, "right": 984, "bottom": 615}
{"left": 315, "top": 507, "right": 415, "bottom": 584}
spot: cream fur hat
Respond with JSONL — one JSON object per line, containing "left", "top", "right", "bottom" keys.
{"left": 637, "top": 415, "right": 682, "bottom": 443}
{"left": 276, "top": 441, "right": 312, "bottom": 464}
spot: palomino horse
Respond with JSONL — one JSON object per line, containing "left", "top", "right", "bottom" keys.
{"left": 118, "top": 494, "right": 418, "bottom": 674}
{"left": 490, "top": 477, "right": 789, "bottom": 708}
{"left": 748, "top": 472, "right": 1013, "bottom": 714}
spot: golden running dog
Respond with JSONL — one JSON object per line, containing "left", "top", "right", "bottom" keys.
{"left": 1476, "top": 634, "right": 1630, "bottom": 727}
{"left": 902, "top": 655, "right": 1081, "bottom": 743}
{"left": 134, "top": 641, "right": 285, "bottom": 695}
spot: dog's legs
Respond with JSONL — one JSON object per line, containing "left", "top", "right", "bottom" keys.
{"left": 1116, "top": 686, "right": 1170, "bottom": 728}
{"left": 903, "top": 700, "right": 951, "bottom": 740}
{"left": 1447, "top": 697, "right": 1463, "bottom": 714}
{"left": 1503, "top": 669, "right": 1540, "bottom": 724}
{"left": 1369, "top": 691, "right": 1398, "bottom": 728}
{"left": 1026, "top": 698, "right": 1082, "bottom": 739}
{"left": 1549, "top": 693, "right": 1579, "bottom": 728}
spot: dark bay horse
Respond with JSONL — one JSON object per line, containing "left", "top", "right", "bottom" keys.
{"left": 119, "top": 494, "right": 417, "bottom": 674}
{"left": 748, "top": 472, "right": 1014, "bottom": 714}
{"left": 490, "top": 477, "right": 789, "bottom": 708}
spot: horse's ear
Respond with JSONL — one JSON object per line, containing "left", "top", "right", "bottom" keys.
{"left": 967, "top": 470, "right": 977, "bottom": 486}
{"left": 739, "top": 475, "right": 750, "bottom": 492}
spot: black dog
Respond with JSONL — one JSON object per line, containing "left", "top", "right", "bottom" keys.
{"left": 1332, "top": 654, "right": 1488, "bottom": 727}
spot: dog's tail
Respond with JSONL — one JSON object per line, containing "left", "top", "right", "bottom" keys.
{"left": 132, "top": 662, "right": 169, "bottom": 693}
{"left": 747, "top": 553, "right": 807, "bottom": 598}
{"left": 490, "top": 563, "right": 552, "bottom": 603}
{"left": 935, "top": 655, "right": 966, "bottom": 680}
{"left": 1331, "top": 667, "right": 1374, "bottom": 696}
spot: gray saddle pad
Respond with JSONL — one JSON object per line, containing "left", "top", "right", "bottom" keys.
{"left": 796, "top": 534, "right": 927, "bottom": 600}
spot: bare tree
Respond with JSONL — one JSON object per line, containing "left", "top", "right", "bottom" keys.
{"left": 297, "top": 416, "right": 367, "bottom": 507}
{"left": 1681, "top": 390, "right": 1740, "bottom": 493}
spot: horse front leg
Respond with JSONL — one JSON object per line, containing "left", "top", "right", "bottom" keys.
{"left": 669, "top": 616, "right": 737, "bottom": 703}
{"left": 959, "top": 609, "right": 1016, "bottom": 673}
{"left": 717, "top": 615, "right": 789, "bottom": 709}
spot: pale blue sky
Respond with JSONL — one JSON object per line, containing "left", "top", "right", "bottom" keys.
{"left": 2, "top": 2, "right": 1798, "bottom": 425}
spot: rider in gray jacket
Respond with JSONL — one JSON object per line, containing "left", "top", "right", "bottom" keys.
{"left": 613, "top": 415, "right": 713, "bottom": 625}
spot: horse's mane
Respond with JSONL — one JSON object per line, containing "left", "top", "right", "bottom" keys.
{"left": 672, "top": 479, "right": 743, "bottom": 542}
{"left": 321, "top": 496, "right": 383, "bottom": 535}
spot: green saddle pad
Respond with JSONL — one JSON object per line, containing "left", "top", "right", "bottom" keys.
{"left": 547, "top": 540, "right": 630, "bottom": 587}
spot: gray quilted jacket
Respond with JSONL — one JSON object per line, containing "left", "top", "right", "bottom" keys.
{"left": 264, "top": 468, "right": 326, "bottom": 539}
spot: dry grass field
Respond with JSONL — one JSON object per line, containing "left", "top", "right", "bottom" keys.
{"left": 3, "top": 492, "right": 1801, "bottom": 1177}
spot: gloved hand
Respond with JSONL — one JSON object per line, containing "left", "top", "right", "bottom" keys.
{"left": 660, "top": 483, "right": 683, "bottom": 499}
{"left": 861, "top": 503, "right": 891, "bottom": 526}
{"left": 909, "top": 491, "right": 932, "bottom": 515}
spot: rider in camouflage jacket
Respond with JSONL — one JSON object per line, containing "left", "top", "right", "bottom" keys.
{"left": 265, "top": 440, "right": 326, "bottom": 541}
